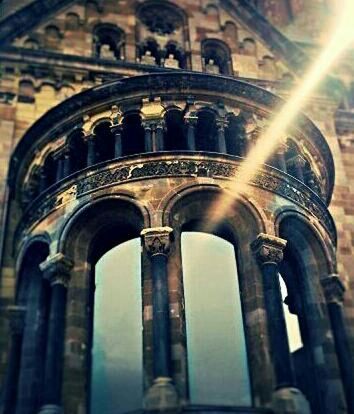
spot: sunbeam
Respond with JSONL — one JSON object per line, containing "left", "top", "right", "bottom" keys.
{"left": 205, "top": 0, "right": 354, "bottom": 231}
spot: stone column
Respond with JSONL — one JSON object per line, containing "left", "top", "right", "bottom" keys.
{"left": 184, "top": 115, "right": 197, "bottom": 151}
{"left": 62, "top": 149, "right": 71, "bottom": 178}
{"left": 143, "top": 122, "right": 154, "bottom": 153}
{"left": 251, "top": 234, "right": 310, "bottom": 414}
{"left": 2, "top": 305, "right": 26, "bottom": 414}
{"left": 276, "top": 143, "right": 288, "bottom": 173}
{"left": 155, "top": 120, "right": 165, "bottom": 151}
{"left": 290, "top": 155, "right": 306, "bottom": 182}
{"left": 16, "top": 265, "right": 49, "bottom": 414}
{"left": 55, "top": 157, "right": 64, "bottom": 182}
{"left": 39, "top": 168, "right": 47, "bottom": 193}
{"left": 111, "top": 125, "right": 123, "bottom": 158}
{"left": 38, "top": 254, "right": 73, "bottom": 414}
{"left": 321, "top": 274, "right": 354, "bottom": 414}
{"left": 141, "top": 227, "right": 179, "bottom": 411}
{"left": 86, "top": 134, "right": 96, "bottom": 166}
{"left": 216, "top": 119, "right": 228, "bottom": 153}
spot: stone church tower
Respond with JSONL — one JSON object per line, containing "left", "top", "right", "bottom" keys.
{"left": 0, "top": 1, "right": 353, "bottom": 414}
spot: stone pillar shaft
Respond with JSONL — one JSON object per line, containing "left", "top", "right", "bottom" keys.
{"left": 322, "top": 275, "right": 354, "bottom": 413}
{"left": 144, "top": 125, "right": 153, "bottom": 153}
{"left": 141, "top": 227, "right": 173, "bottom": 378}
{"left": 252, "top": 234, "right": 295, "bottom": 388}
{"left": 38, "top": 254, "right": 73, "bottom": 414}
{"left": 185, "top": 116, "right": 197, "bottom": 151}
{"left": 2, "top": 306, "right": 26, "bottom": 414}
{"left": 141, "top": 227, "right": 179, "bottom": 410}
{"left": 86, "top": 134, "right": 96, "bottom": 166}
{"left": 112, "top": 126, "right": 123, "bottom": 158}
{"left": 216, "top": 120, "right": 227, "bottom": 153}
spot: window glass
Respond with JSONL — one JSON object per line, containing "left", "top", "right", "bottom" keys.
{"left": 90, "top": 238, "right": 143, "bottom": 414}
{"left": 181, "top": 232, "right": 252, "bottom": 406}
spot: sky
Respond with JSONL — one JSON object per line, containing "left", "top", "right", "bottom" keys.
{"left": 91, "top": 233, "right": 301, "bottom": 412}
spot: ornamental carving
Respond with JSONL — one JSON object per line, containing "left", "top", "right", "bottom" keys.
{"left": 141, "top": 227, "right": 173, "bottom": 256}
{"left": 321, "top": 274, "right": 346, "bottom": 305}
{"left": 17, "top": 157, "right": 336, "bottom": 245}
{"left": 251, "top": 233, "right": 287, "bottom": 265}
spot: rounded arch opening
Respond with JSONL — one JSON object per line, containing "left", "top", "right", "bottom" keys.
{"left": 60, "top": 198, "right": 149, "bottom": 413}
{"left": 202, "top": 38, "right": 233, "bottom": 75}
{"left": 167, "top": 188, "right": 266, "bottom": 406}
{"left": 93, "top": 23, "right": 125, "bottom": 60}
{"left": 278, "top": 214, "right": 333, "bottom": 413}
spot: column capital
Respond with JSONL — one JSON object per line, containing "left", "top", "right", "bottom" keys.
{"left": 111, "top": 124, "right": 123, "bottom": 135}
{"left": 141, "top": 227, "right": 173, "bottom": 256}
{"left": 184, "top": 114, "right": 198, "bottom": 126}
{"left": 7, "top": 305, "right": 26, "bottom": 335}
{"left": 216, "top": 118, "right": 229, "bottom": 131}
{"left": 251, "top": 233, "right": 287, "bottom": 265}
{"left": 321, "top": 274, "right": 346, "bottom": 305}
{"left": 40, "top": 253, "right": 73, "bottom": 287}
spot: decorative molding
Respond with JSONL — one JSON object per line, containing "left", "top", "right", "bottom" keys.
{"left": 16, "top": 155, "right": 336, "bottom": 245}
{"left": 141, "top": 227, "right": 173, "bottom": 256}
{"left": 321, "top": 274, "right": 346, "bottom": 305}
{"left": 251, "top": 233, "right": 287, "bottom": 265}
{"left": 40, "top": 253, "right": 73, "bottom": 287}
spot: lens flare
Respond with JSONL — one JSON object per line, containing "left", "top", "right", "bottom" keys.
{"left": 205, "top": 0, "right": 354, "bottom": 231}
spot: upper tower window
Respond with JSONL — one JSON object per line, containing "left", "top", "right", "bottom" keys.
{"left": 202, "top": 39, "right": 233, "bottom": 75}
{"left": 136, "top": 1, "right": 189, "bottom": 68}
{"left": 93, "top": 24, "right": 125, "bottom": 60}
{"left": 137, "top": 1, "right": 184, "bottom": 35}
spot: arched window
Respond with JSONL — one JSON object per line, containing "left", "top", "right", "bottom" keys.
{"left": 279, "top": 217, "right": 333, "bottom": 413}
{"left": 202, "top": 39, "right": 233, "bottom": 75}
{"left": 93, "top": 121, "right": 115, "bottom": 163}
{"left": 121, "top": 113, "right": 145, "bottom": 156}
{"left": 137, "top": 1, "right": 185, "bottom": 35}
{"left": 93, "top": 24, "right": 125, "bottom": 60}
{"left": 15, "top": 242, "right": 50, "bottom": 413}
{"left": 67, "top": 129, "right": 87, "bottom": 173}
{"left": 44, "top": 25, "right": 61, "bottom": 49}
{"left": 225, "top": 113, "right": 246, "bottom": 156}
{"left": 138, "top": 38, "right": 161, "bottom": 66}
{"left": 42, "top": 153, "right": 57, "bottom": 189}
{"left": 90, "top": 238, "right": 143, "bottom": 414}
{"left": 164, "top": 109, "right": 186, "bottom": 150}
{"left": 163, "top": 42, "right": 186, "bottom": 69}
{"left": 136, "top": 1, "right": 188, "bottom": 68}
{"left": 181, "top": 231, "right": 251, "bottom": 406}
{"left": 195, "top": 109, "right": 218, "bottom": 152}
{"left": 18, "top": 79, "right": 35, "bottom": 103}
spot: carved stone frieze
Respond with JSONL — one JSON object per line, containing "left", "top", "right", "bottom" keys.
{"left": 17, "top": 156, "right": 336, "bottom": 245}
{"left": 141, "top": 227, "right": 173, "bottom": 256}
{"left": 251, "top": 233, "right": 287, "bottom": 265}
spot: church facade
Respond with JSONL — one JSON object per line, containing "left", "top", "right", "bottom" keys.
{"left": 0, "top": 1, "right": 353, "bottom": 414}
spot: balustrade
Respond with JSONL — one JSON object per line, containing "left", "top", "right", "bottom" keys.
{"left": 22, "top": 98, "right": 324, "bottom": 204}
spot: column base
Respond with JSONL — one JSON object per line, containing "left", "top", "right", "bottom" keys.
{"left": 37, "top": 404, "right": 63, "bottom": 414}
{"left": 272, "top": 387, "right": 311, "bottom": 414}
{"left": 144, "top": 377, "right": 180, "bottom": 411}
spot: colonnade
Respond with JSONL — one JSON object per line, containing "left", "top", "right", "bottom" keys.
{"left": 2, "top": 227, "right": 353, "bottom": 414}
{"left": 25, "top": 111, "right": 321, "bottom": 206}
